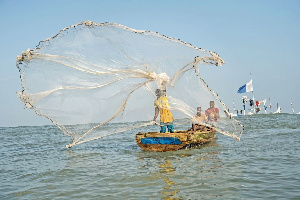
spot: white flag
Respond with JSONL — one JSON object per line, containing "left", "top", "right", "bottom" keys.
{"left": 237, "top": 79, "right": 253, "bottom": 93}
{"left": 246, "top": 79, "right": 253, "bottom": 92}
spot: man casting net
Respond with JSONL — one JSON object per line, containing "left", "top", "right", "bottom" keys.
{"left": 17, "top": 21, "right": 243, "bottom": 148}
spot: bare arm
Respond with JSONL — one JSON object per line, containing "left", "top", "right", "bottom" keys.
{"left": 215, "top": 109, "right": 220, "bottom": 118}
{"left": 153, "top": 107, "right": 159, "bottom": 122}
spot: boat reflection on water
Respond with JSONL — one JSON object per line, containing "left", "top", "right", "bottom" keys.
{"left": 158, "top": 159, "right": 179, "bottom": 199}
{"left": 136, "top": 139, "right": 225, "bottom": 199}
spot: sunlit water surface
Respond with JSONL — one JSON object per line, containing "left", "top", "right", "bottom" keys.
{"left": 1, "top": 114, "right": 299, "bottom": 199}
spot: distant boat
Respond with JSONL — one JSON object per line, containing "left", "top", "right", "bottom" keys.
{"left": 274, "top": 106, "right": 281, "bottom": 114}
{"left": 136, "top": 129, "right": 216, "bottom": 152}
{"left": 230, "top": 113, "right": 237, "bottom": 117}
{"left": 230, "top": 112, "right": 244, "bottom": 117}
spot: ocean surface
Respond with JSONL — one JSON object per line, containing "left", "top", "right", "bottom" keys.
{"left": 1, "top": 114, "right": 299, "bottom": 199}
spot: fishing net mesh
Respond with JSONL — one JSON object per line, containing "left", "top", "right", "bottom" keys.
{"left": 17, "top": 21, "right": 243, "bottom": 148}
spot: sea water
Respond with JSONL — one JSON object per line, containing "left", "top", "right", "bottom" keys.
{"left": 1, "top": 114, "right": 299, "bottom": 199}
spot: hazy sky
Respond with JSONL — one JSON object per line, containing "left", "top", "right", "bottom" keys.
{"left": 1, "top": 0, "right": 299, "bottom": 127}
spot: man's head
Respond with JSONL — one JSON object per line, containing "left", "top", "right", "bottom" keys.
{"left": 210, "top": 101, "right": 215, "bottom": 108}
{"left": 155, "top": 89, "right": 161, "bottom": 97}
{"left": 156, "top": 89, "right": 166, "bottom": 97}
{"left": 197, "top": 107, "right": 202, "bottom": 113}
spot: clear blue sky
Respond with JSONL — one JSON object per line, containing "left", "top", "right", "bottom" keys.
{"left": 1, "top": 0, "right": 299, "bottom": 127}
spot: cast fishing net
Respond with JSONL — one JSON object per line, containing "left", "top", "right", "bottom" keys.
{"left": 16, "top": 21, "right": 243, "bottom": 148}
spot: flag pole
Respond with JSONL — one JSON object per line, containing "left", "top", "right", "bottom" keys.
{"left": 233, "top": 100, "right": 236, "bottom": 113}
{"left": 252, "top": 91, "right": 255, "bottom": 114}
{"left": 291, "top": 102, "right": 295, "bottom": 114}
{"left": 269, "top": 97, "right": 272, "bottom": 114}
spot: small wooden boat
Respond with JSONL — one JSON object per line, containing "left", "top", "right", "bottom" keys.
{"left": 136, "top": 129, "right": 216, "bottom": 152}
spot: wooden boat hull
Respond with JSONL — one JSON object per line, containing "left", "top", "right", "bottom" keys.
{"left": 136, "top": 130, "right": 216, "bottom": 152}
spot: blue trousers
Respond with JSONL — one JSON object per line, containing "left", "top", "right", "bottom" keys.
{"left": 160, "top": 122, "right": 174, "bottom": 133}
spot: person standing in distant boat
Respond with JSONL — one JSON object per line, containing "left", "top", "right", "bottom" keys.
{"left": 191, "top": 107, "right": 207, "bottom": 131}
{"left": 153, "top": 89, "right": 174, "bottom": 133}
{"left": 205, "top": 101, "right": 220, "bottom": 124}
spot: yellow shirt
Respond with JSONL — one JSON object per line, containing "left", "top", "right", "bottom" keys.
{"left": 154, "top": 96, "right": 174, "bottom": 123}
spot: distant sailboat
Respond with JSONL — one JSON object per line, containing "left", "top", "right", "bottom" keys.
{"left": 291, "top": 102, "right": 300, "bottom": 114}
{"left": 274, "top": 103, "right": 281, "bottom": 114}
{"left": 274, "top": 107, "right": 281, "bottom": 114}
